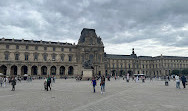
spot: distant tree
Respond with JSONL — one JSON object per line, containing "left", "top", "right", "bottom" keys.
{"left": 182, "top": 69, "right": 188, "bottom": 76}
{"left": 171, "top": 70, "right": 181, "bottom": 75}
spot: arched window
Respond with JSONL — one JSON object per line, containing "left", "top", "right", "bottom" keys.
{"left": 68, "top": 66, "right": 74, "bottom": 75}
{"left": 51, "top": 66, "right": 56, "bottom": 75}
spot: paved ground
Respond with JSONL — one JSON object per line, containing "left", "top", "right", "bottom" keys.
{"left": 0, "top": 78, "right": 188, "bottom": 111}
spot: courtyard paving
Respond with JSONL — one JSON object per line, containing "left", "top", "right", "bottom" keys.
{"left": 0, "top": 78, "right": 188, "bottom": 111}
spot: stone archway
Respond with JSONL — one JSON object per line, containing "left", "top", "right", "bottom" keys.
{"left": 31, "top": 66, "right": 38, "bottom": 75}
{"left": 41, "top": 66, "right": 47, "bottom": 75}
{"left": 60, "top": 66, "right": 65, "bottom": 75}
{"left": 11, "top": 65, "right": 17, "bottom": 76}
{"left": 0, "top": 65, "right": 7, "bottom": 75}
{"left": 51, "top": 66, "right": 56, "bottom": 75}
{"left": 21, "top": 65, "right": 28, "bottom": 75}
{"left": 68, "top": 66, "right": 74, "bottom": 75}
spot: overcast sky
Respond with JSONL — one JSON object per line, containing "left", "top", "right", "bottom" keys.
{"left": 0, "top": 0, "right": 188, "bottom": 57}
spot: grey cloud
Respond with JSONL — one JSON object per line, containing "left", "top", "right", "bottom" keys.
{"left": 0, "top": 0, "right": 188, "bottom": 55}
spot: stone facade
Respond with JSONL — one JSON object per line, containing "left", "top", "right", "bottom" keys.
{"left": 0, "top": 28, "right": 105, "bottom": 77}
{"left": 0, "top": 28, "right": 188, "bottom": 77}
{"left": 105, "top": 49, "right": 188, "bottom": 77}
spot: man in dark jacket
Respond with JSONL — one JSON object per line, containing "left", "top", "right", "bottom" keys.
{"left": 181, "top": 75, "right": 187, "bottom": 88}
{"left": 47, "top": 75, "right": 51, "bottom": 91}
{"left": 11, "top": 77, "right": 16, "bottom": 91}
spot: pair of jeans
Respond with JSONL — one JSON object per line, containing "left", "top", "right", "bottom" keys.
{"left": 101, "top": 83, "right": 105, "bottom": 92}
{"left": 182, "top": 82, "right": 186, "bottom": 88}
{"left": 176, "top": 81, "right": 180, "bottom": 89}
{"left": 93, "top": 85, "right": 96, "bottom": 92}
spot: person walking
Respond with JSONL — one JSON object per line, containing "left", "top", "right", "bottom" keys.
{"left": 44, "top": 78, "right": 47, "bottom": 90}
{"left": 100, "top": 76, "right": 105, "bottom": 94}
{"left": 181, "top": 75, "right": 187, "bottom": 88}
{"left": 3, "top": 77, "right": 7, "bottom": 88}
{"left": 175, "top": 75, "right": 180, "bottom": 89}
{"left": 91, "top": 77, "right": 97, "bottom": 93}
{"left": 126, "top": 73, "right": 130, "bottom": 82}
{"left": 46, "top": 75, "right": 51, "bottom": 91}
{"left": 11, "top": 77, "right": 16, "bottom": 91}
{"left": 52, "top": 76, "right": 55, "bottom": 83}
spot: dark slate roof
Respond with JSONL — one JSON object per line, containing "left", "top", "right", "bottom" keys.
{"left": 138, "top": 56, "right": 153, "bottom": 60}
{"left": 106, "top": 54, "right": 188, "bottom": 60}
{"left": 155, "top": 56, "right": 188, "bottom": 59}
{"left": 106, "top": 54, "right": 133, "bottom": 59}
{"left": 0, "top": 38, "right": 73, "bottom": 45}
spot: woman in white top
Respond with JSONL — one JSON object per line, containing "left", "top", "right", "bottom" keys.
{"left": 175, "top": 75, "right": 180, "bottom": 89}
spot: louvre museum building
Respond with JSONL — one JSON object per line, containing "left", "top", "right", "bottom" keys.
{"left": 0, "top": 28, "right": 188, "bottom": 77}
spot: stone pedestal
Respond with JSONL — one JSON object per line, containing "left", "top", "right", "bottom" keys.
{"left": 82, "top": 69, "right": 93, "bottom": 80}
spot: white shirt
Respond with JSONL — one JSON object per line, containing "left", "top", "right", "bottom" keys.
{"left": 175, "top": 75, "right": 180, "bottom": 82}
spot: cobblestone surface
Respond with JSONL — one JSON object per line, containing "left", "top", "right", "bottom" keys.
{"left": 0, "top": 79, "right": 188, "bottom": 111}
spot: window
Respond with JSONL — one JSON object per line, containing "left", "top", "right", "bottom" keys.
{"left": 61, "top": 54, "right": 64, "bottom": 61}
{"left": 35, "top": 46, "right": 38, "bottom": 50}
{"left": 26, "top": 45, "right": 29, "bottom": 50}
{"left": 52, "top": 54, "right": 56, "bottom": 61}
{"left": 34, "top": 54, "right": 38, "bottom": 60}
{"left": 5, "top": 53, "right": 9, "bottom": 60}
{"left": 69, "top": 48, "right": 72, "bottom": 52}
{"left": 44, "top": 47, "right": 47, "bottom": 51}
{"left": 43, "top": 54, "right": 47, "bottom": 61}
{"left": 15, "top": 54, "right": 19, "bottom": 60}
{"left": 6, "top": 45, "right": 9, "bottom": 49}
{"left": 61, "top": 48, "right": 64, "bottom": 51}
{"left": 69, "top": 55, "right": 72, "bottom": 62}
{"left": 25, "top": 54, "right": 29, "bottom": 60}
{"left": 16, "top": 45, "right": 19, "bottom": 49}
{"left": 53, "top": 47, "right": 56, "bottom": 51}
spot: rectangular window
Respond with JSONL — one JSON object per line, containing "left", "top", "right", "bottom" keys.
{"left": 53, "top": 47, "right": 56, "bottom": 51}
{"left": 61, "top": 48, "right": 64, "bottom": 51}
{"left": 26, "top": 45, "right": 29, "bottom": 50}
{"left": 43, "top": 55, "right": 47, "bottom": 61}
{"left": 35, "top": 46, "right": 38, "bottom": 50}
{"left": 52, "top": 55, "right": 56, "bottom": 61}
{"left": 16, "top": 45, "right": 19, "bottom": 49}
{"left": 44, "top": 47, "right": 47, "bottom": 51}
{"left": 15, "top": 54, "right": 19, "bottom": 60}
{"left": 69, "top": 48, "right": 72, "bottom": 52}
{"left": 6, "top": 45, "right": 9, "bottom": 49}
{"left": 25, "top": 54, "right": 28, "bottom": 60}
{"left": 69, "top": 56, "right": 72, "bottom": 62}
{"left": 5, "top": 54, "right": 9, "bottom": 60}
{"left": 61, "top": 55, "right": 64, "bottom": 61}
{"left": 34, "top": 54, "right": 38, "bottom": 60}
